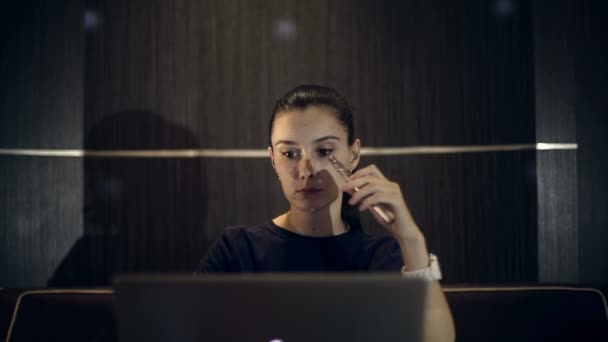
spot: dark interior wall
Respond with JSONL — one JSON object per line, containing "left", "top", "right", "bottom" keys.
{"left": 0, "top": 0, "right": 84, "bottom": 286}
{"left": 84, "top": 0, "right": 535, "bottom": 148}
{"left": 0, "top": 0, "right": 84, "bottom": 149}
{"left": 532, "top": 0, "right": 580, "bottom": 282}
{"left": 576, "top": 0, "right": 608, "bottom": 284}
{"left": 7, "top": 0, "right": 600, "bottom": 287}
{"left": 533, "top": 0, "right": 608, "bottom": 284}
{"left": 77, "top": 0, "right": 537, "bottom": 285}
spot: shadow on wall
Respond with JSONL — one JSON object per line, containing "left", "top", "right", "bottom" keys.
{"left": 48, "top": 110, "right": 208, "bottom": 286}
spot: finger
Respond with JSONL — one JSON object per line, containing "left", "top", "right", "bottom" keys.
{"left": 348, "top": 183, "right": 385, "bottom": 206}
{"left": 358, "top": 183, "right": 402, "bottom": 209}
{"left": 358, "top": 193, "right": 395, "bottom": 212}
{"left": 340, "top": 176, "right": 371, "bottom": 193}
{"left": 347, "top": 172, "right": 386, "bottom": 191}
{"left": 345, "top": 178, "right": 400, "bottom": 198}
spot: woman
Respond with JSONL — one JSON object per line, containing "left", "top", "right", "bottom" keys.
{"left": 198, "top": 85, "right": 455, "bottom": 341}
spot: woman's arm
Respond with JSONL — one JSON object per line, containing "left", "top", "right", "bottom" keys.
{"left": 397, "top": 235, "right": 456, "bottom": 342}
{"left": 343, "top": 164, "right": 456, "bottom": 341}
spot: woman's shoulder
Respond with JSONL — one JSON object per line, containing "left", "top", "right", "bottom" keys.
{"left": 198, "top": 222, "right": 276, "bottom": 272}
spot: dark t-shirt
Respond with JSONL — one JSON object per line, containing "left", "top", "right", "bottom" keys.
{"left": 196, "top": 221, "right": 403, "bottom": 273}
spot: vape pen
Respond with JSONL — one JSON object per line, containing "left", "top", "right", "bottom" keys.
{"left": 328, "top": 155, "right": 395, "bottom": 223}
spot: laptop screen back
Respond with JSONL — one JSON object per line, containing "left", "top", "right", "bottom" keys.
{"left": 113, "top": 273, "right": 428, "bottom": 342}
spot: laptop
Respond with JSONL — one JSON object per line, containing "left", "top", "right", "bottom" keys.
{"left": 113, "top": 273, "right": 428, "bottom": 342}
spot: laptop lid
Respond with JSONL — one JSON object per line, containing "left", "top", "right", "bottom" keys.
{"left": 113, "top": 273, "right": 428, "bottom": 342}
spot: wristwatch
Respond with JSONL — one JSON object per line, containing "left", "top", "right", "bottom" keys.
{"left": 400, "top": 253, "right": 442, "bottom": 281}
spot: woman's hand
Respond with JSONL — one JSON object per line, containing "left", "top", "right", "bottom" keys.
{"left": 340, "top": 164, "right": 424, "bottom": 243}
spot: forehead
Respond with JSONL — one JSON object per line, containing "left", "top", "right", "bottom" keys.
{"left": 271, "top": 106, "right": 347, "bottom": 144}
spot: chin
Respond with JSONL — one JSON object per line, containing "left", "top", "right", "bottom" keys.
{"left": 290, "top": 198, "right": 336, "bottom": 213}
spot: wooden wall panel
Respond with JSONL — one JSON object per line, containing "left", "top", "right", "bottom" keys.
{"left": 48, "top": 154, "right": 210, "bottom": 285}
{"left": 0, "top": 0, "right": 84, "bottom": 287}
{"left": 536, "top": 151, "right": 578, "bottom": 282}
{"left": 76, "top": 0, "right": 538, "bottom": 285}
{"left": 2, "top": 0, "right": 547, "bottom": 287}
{"left": 574, "top": 0, "right": 608, "bottom": 284}
{"left": 55, "top": 151, "right": 536, "bottom": 285}
{"left": 532, "top": 0, "right": 608, "bottom": 283}
{"left": 85, "top": 0, "right": 535, "bottom": 148}
{"left": 361, "top": 152, "right": 537, "bottom": 282}
{"left": 0, "top": 0, "right": 84, "bottom": 148}
{"left": 532, "top": 0, "right": 579, "bottom": 282}
{"left": 0, "top": 157, "right": 83, "bottom": 287}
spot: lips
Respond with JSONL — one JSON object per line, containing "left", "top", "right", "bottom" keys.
{"left": 297, "top": 187, "right": 322, "bottom": 193}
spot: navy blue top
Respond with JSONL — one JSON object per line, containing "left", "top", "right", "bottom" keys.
{"left": 196, "top": 221, "right": 403, "bottom": 273}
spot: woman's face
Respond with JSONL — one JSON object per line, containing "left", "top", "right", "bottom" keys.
{"left": 269, "top": 105, "right": 360, "bottom": 212}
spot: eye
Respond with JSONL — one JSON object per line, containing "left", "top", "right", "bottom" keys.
{"left": 281, "top": 150, "right": 299, "bottom": 159}
{"left": 317, "top": 148, "right": 333, "bottom": 157}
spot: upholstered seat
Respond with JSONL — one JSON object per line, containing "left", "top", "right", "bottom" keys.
{"left": 3, "top": 289, "right": 115, "bottom": 342}
{"left": 2, "top": 285, "right": 606, "bottom": 341}
{"left": 444, "top": 285, "right": 608, "bottom": 341}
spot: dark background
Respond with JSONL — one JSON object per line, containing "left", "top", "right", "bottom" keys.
{"left": 1, "top": 0, "right": 606, "bottom": 287}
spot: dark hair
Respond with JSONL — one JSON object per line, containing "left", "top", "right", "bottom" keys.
{"left": 268, "top": 84, "right": 362, "bottom": 231}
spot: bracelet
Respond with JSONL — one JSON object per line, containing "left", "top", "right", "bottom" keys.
{"left": 400, "top": 253, "right": 442, "bottom": 281}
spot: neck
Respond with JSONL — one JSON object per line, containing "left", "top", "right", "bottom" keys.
{"left": 276, "top": 198, "right": 348, "bottom": 237}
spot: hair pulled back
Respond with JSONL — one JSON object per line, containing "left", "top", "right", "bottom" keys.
{"left": 268, "top": 85, "right": 362, "bottom": 231}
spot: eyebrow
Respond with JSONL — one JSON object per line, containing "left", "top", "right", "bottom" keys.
{"left": 274, "top": 135, "right": 341, "bottom": 146}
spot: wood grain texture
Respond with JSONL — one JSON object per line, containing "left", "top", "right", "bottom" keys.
{"left": 48, "top": 154, "right": 211, "bottom": 285}
{"left": 84, "top": 0, "right": 535, "bottom": 149}
{"left": 1, "top": 0, "right": 550, "bottom": 287}
{"left": 361, "top": 151, "right": 538, "bottom": 283}
{"left": 48, "top": 110, "right": 212, "bottom": 285}
{"left": 0, "top": 156, "right": 83, "bottom": 287}
{"left": 0, "top": 0, "right": 84, "bottom": 149}
{"left": 52, "top": 151, "right": 536, "bottom": 285}
{"left": 0, "top": 0, "right": 85, "bottom": 287}
{"left": 532, "top": 0, "right": 580, "bottom": 283}
{"left": 532, "top": 0, "right": 579, "bottom": 143}
{"left": 573, "top": 0, "right": 608, "bottom": 284}
{"left": 532, "top": 0, "right": 608, "bottom": 283}
{"left": 536, "top": 151, "right": 578, "bottom": 282}
{"left": 80, "top": 0, "right": 538, "bottom": 284}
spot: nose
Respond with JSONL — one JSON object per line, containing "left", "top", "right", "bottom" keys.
{"left": 297, "top": 155, "right": 316, "bottom": 179}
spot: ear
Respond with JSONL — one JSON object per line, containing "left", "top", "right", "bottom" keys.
{"left": 349, "top": 139, "right": 361, "bottom": 170}
{"left": 268, "top": 146, "right": 276, "bottom": 170}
